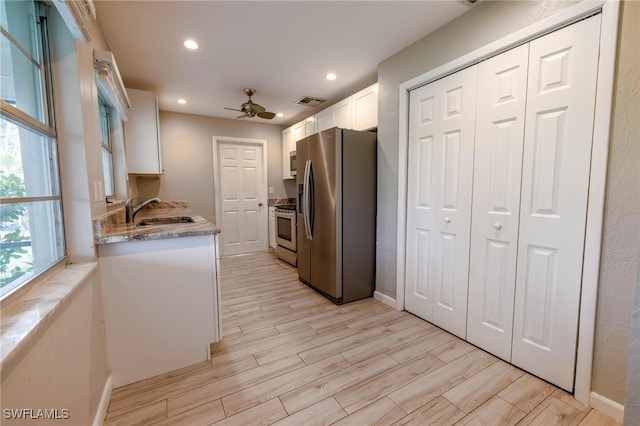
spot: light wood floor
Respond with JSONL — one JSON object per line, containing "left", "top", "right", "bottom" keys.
{"left": 104, "top": 251, "right": 620, "bottom": 426}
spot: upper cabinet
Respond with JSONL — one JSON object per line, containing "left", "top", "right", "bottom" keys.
{"left": 124, "top": 88, "right": 163, "bottom": 175}
{"left": 315, "top": 108, "right": 333, "bottom": 133}
{"left": 352, "top": 84, "right": 378, "bottom": 131}
{"left": 282, "top": 127, "right": 295, "bottom": 179}
{"left": 332, "top": 98, "right": 353, "bottom": 129}
{"left": 281, "top": 83, "right": 378, "bottom": 180}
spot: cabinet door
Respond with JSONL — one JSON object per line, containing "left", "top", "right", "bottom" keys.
{"left": 512, "top": 15, "right": 600, "bottom": 392}
{"left": 124, "top": 88, "right": 163, "bottom": 174}
{"left": 292, "top": 122, "right": 304, "bottom": 142}
{"left": 332, "top": 98, "right": 352, "bottom": 129}
{"left": 352, "top": 84, "right": 378, "bottom": 131}
{"left": 315, "top": 108, "right": 333, "bottom": 132}
{"left": 466, "top": 44, "right": 529, "bottom": 361}
{"left": 304, "top": 118, "right": 316, "bottom": 137}
{"left": 282, "top": 127, "right": 294, "bottom": 179}
{"left": 269, "top": 208, "right": 276, "bottom": 248}
{"left": 405, "top": 65, "right": 478, "bottom": 339}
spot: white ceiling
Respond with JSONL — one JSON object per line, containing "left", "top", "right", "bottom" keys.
{"left": 94, "top": 1, "right": 471, "bottom": 126}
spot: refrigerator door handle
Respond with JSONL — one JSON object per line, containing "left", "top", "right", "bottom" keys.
{"left": 303, "top": 160, "right": 313, "bottom": 240}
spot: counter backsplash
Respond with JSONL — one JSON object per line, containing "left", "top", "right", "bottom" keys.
{"left": 94, "top": 200, "right": 188, "bottom": 236}
{"left": 268, "top": 198, "right": 296, "bottom": 207}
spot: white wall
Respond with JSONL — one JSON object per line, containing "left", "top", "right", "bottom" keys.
{"left": 0, "top": 268, "right": 107, "bottom": 426}
{"left": 136, "top": 111, "right": 290, "bottom": 223}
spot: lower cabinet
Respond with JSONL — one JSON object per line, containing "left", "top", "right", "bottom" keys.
{"left": 269, "top": 207, "right": 276, "bottom": 248}
{"left": 98, "top": 234, "right": 221, "bottom": 387}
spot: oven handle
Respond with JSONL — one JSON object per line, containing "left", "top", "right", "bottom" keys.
{"left": 303, "top": 159, "right": 312, "bottom": 240}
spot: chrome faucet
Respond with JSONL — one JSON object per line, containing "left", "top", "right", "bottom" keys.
{"left": 125, "top": 197, "right": 161, "bottom": 223}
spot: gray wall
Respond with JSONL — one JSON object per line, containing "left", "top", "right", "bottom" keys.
{"left": 376, "top": 0, "right": 638, "bottom": 406}
{"left": 137, "top": 111, "right": 289, "bottom": 223}
{"left": 593, "top": 0, "right": 639, "bottom": 406}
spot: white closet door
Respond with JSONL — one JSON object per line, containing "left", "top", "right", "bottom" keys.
{"left": 467, "top": 44, "right": 529, "bottom": 361}
{"left": 511, "top": 15, "right": 601, "bottom": 391}
{"left": 405, "top": 66, "right": 478, "bottom": 339}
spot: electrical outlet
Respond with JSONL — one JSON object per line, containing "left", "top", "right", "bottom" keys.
{"left": 269, "top": 186, "right": 274, "bottom": 195}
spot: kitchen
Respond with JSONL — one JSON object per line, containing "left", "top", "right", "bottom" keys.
{"left": 0, "top": 1, "right": 637, "bottom": 425}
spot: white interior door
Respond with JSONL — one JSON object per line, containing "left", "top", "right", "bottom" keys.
{"left": 511, "top": 15, "right": 601, "bottom": 391}
{"left": 217, "top": 141, "right": 267, "bottom": 256}
{"left": 466, "top": 44, "right": 529, "bottom": 361}
{"left": 405, "top": 66, "right": 478, "bottom": 339}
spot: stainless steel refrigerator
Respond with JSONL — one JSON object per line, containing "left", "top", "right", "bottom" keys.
{"left": 297, "top": 127, "right": 377, "bottom": 304}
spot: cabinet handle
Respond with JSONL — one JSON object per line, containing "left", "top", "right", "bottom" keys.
{"left": 494, "top": 222, "right": 502, "bottom": 230}
{"left": 444, "top": 217, "right": 451, "bottom": 224}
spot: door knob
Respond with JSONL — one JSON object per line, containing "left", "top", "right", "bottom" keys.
{"left": 494, "top": 222, "right": 502, "bottom": 230}
{"left": 258, "top": 202, "right": 263, "bottom": 207}
{"left": 444, "top": 217, "right": 451, "bottom": 224}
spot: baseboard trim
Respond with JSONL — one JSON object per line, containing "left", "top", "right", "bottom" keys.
{"left": 374, "top": 291, "right": 397, "bottom": 309}
{"left": 93, "top": 376, "right": 113, "bottom": 426}
{"left": 590, "top": 391, "right": 625, "bottom": 423}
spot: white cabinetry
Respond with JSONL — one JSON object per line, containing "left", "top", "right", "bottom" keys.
{"left": 98, "top": 234, "right": 221, "bottom": 387}
{"left": 332, "top": 98, "right": 352, "bottom": 129}
{"left": 269, "top": 207, "right": 276, "bottom": 248}
{"left": 352, "top": 84, "right": 378, "bottom": 131}
{"left": 315, "top": 108, "right": 333, "bottom": 133}
{"left": 124, "top": 88, "right": 163, "bottom": 174}
{"left": 304, "top": 118, "right": 316, "bottom": 136}
{"left": 281, "top": 83, "right": 378, "bottom": 181}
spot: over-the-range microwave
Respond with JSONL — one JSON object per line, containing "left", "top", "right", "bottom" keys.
{"left": 290, "top": 150, "right": 297, "bottom": 176}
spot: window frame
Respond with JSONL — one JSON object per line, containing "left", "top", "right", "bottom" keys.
{"left": 0, "top": 0, "right": 65, "bottom": 300}
{"left": 98, "top": 95, "right": 115, "bottom": 198}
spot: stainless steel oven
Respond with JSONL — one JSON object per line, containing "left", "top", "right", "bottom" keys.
{"left": 275, "top": 205, "right": 296, "bottom": 266}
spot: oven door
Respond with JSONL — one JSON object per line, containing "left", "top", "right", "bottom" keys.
{"left": 276, "top": 211, "right": 296, "bottom": 252}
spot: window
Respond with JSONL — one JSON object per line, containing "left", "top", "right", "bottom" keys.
{"left": 0, "top": 0, "right": 64, "bottom": 298}
{"left": 99, "top": 96, "right": 115, "bottom": 198}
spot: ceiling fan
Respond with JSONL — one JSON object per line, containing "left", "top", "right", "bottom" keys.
{"left": 224, "top": 88, "right": 276, "bottom": 119}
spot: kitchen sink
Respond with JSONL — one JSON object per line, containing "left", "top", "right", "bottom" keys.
{"left": 136, "top": 216, "right": 195, "bottom": 226}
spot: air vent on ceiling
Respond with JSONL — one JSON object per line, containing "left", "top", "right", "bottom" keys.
{"left": 295, "top": 96, "right": 326, "bottom": 107}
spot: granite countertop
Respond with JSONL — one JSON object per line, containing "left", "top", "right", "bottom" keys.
{"left": 95, "top": 203, "right": 220, "bottom": 244}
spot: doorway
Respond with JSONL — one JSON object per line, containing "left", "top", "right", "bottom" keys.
{"left": 212, "top": 136, "right": 268, "bottom": 256}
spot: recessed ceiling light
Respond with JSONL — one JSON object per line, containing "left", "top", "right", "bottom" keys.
{"left": 177, "top": 99, "right": 187, "bottom": 104}
{"left": 276, "top": 113, "right": 284, "bottom": 118}
{"left": 183, "top": 39, "right": 198, "bottom": 50}
{"left": 326, "top": 73, "right": 337, "bottom": 81}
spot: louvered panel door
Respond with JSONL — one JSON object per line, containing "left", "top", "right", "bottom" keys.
{"left": 511, "top": 15, "right": 601, "bottom": 391}
{"left": 405, "top": 66, "right": 478, "bottom": 339}
{"left": 466, "top": 44, "right": 529, "bottom": 361}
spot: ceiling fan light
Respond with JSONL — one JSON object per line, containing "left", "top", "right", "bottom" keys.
{"left": 184, "top": 39, "right": 198, "bottom": 50}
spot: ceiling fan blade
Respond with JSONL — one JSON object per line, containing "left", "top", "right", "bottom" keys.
{"left": 225, "top": 107, "right": 242, "bottom": 112}
{"left": 249, "top": 102, "right": 266, "bottom": 113}
{"left": 257, "top": 111, "right": 276, "bottom": 120}
{"left": 237, "top": 113, "right": 252, "bottom": 119}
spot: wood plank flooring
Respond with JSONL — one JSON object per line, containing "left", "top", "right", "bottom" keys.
{"left": 104, "top": 251, "right": 620, "bottom": 426}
